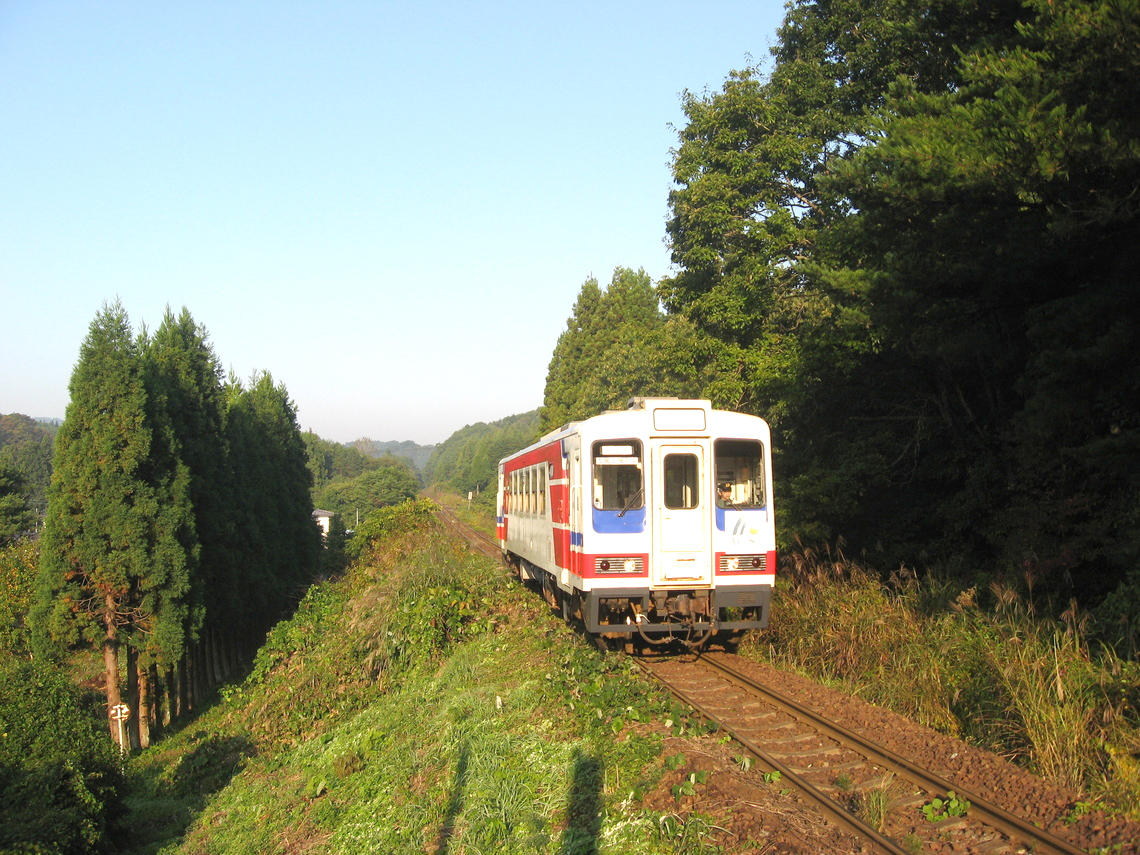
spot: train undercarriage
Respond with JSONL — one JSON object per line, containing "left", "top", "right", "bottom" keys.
{"left": 510, "top": 554, "right": 768, "bottom": 652}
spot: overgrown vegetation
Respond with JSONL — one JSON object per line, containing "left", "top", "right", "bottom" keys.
{"left": 0, "top": 659, "right": 128, "bottom": 854}
{"left": 753, "top": 543, "right": 1140, "bottom": 815}
{"left": 118, "top": 501, "right": 711, "bottom": 855}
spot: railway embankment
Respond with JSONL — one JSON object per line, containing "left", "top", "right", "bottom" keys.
{"left": 120, "top": 500, "right": 814, "bottom": 854}
{"left": 100, "top": 498, "right": 1140, "bottom": 853}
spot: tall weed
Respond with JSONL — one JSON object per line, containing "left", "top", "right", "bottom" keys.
{"left": 754, "top": 542, "right": 1140, "bottom": 811}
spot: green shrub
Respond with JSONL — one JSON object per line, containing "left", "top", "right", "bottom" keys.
{"left": 0, "top": 539, "right": 38, "bottom": 657}
{"left": 0, "top": 660, "right": 126, "bottom": 854}
{"left": 344, "top": 497, "right": 439, "bottom": 561}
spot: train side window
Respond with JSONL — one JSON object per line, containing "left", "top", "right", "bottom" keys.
{"left": 664, "top": 453, "right": 700, "bottom": 509}
{"left": 592, "top": 440, "right": 643, "bottom": 511}
{"left": 714, "top": 438, "right": 766, "bottom": 508}
{"left": 538, "top": 466, "right": 546, "bottom": 515}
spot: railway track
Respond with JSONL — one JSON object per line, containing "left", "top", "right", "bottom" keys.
{"left": 435, "top": 503, "right": 503, "bottom": 562}
{"left": 637, "top": 651, "right": 1089, "bottom": 855}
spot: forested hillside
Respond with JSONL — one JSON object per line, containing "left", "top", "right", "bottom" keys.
{"left": 348, "top": 437, "right": 435, "bottom": 472}
{"left": 303, "top": 432, "right": 421, "bottom": 517}
{"left": 0, "top": 413, "right": 55, "bottom": 525}
{"left": 423, "top": 410, "right": 541, "bottom": 501}
{"left": 544, "top": 0, "right": 1139, "bottom": 637}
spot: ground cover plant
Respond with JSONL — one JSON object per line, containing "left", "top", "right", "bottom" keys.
{"left": 121, "top": 501, "right": 729, "bottom": 855}
{"left": 750, "top": 542, "right": 1140, "bottom": 817}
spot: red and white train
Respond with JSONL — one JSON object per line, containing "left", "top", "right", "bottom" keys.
{"left": 497, "top": 398, "right": 775, "bottom": 649}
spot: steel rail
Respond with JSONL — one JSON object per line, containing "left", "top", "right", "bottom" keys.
{"left": 698, "top": 653, "right": 1087, "bottom": 855}
{"left": 633, "top": 656, "right": 913, "bottom": 855}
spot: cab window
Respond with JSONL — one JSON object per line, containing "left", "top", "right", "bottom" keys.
{"left": 592, "top": 440, "right": 643, "bottom": 511}
{"left": 714, "top": 439, "right": 766, "bottom": 508}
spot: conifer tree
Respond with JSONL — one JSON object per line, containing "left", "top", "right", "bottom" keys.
{"left": 226, "top": 372, "right": 321, "bottom": 640}
{"left": 138, "top": 307, "right": 231, "bottom": 728}
{"left": 35, "top": 302, "right": 194, "bottom": 747}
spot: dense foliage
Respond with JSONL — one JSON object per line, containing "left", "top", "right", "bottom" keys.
{"left": 0, "top": 659, "right": 127, "bottom": 854}
{"left": 314, "top": 456, "right": 420, "bottom": 520}
{"left": 0, "top": 412, "right": 55, "bottom": 515}
{"left": 648, "top": 0, "right": 1140, "bottom": 626}
{"left": 0, "top": 539, "right": 37, "bottom": 657}
{"left": 33, "top": 302, "right": 321, "bottom": 751}
{"left": 348, "top": 437, "right": 435, "bottom": 473}
{"left": 0, "top": 460, "right": 36, "bottom": 544}
{"left": 541, "top": 268, "right": 710, "bottom": 433}
{"left": 422, "top": 410, "right": 541, "bottom": 501}
{"left": 303, "top": 432, "right": 388, "bottom": 497}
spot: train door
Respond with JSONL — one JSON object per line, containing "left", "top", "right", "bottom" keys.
{"left": 568, "top": 439, "right": 582, "bottom": 579}
{"left": 650, "top": 440, "right": 712, "bottom": 586}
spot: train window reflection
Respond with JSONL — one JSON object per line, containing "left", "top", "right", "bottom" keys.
{"left": 592, "top": 439, "right": 643, "bottom": 511}
{"left": 714, "top": 439, "right": 766, "bottom": 508}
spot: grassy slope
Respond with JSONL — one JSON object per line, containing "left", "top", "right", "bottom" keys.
{"left": 123, "top": 514, "right": 722, "bottom": 855}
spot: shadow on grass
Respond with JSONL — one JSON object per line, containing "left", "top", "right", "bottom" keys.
{"left": 561, "top": 750, "right": 602, "bottom": 855}
{"left": 435, "top": 738, "right": 471, "bottom": 855}
{"left": 123, "top": 732, "right": 257, "bottom": 855}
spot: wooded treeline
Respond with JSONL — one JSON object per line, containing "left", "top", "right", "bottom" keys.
{"left": 422, "top": 410, "right": 541, "bottom": 504}
{"left": 544, "top": 0, "right": 1140, "bottom": 638}
{"left": 33, "top": 302, "right": 322, "bottom": 749}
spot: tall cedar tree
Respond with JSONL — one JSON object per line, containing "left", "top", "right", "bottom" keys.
{"left": 35, "top": 302, "right": 195, "bottom": 747}
{"left": 226, "top": 372, "right": 322, "bottom": 637}
{"left": 542, "top": 267, "right": 708, "bottom": 432}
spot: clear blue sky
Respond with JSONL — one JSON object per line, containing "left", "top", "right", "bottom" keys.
{"left": 1, "top": 1, "right": 784, "bottom": 445}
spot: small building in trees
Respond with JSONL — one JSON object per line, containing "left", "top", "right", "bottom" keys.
{"left": 312, "top": 509, "right": 334, "bottom": 539}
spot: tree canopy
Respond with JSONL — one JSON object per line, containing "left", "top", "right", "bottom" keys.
{"left": 657, "top": 0, "right": 1139, "bottom": 621}
{"left": 542, "top": 267, "right": 709, "bottom": 432}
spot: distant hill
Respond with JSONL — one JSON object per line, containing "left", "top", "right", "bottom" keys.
{"left": 422, "top": 410, "right": 540, "bottom": 497}
{"left": 0, "top": 413, "right": 56, "bottom": 509}
{"left": 347, "top": 438, "right": 435, "bottom": 473}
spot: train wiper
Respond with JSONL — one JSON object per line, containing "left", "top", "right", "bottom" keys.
{"left": 617, "top": 487, "right": 643, "bottom": 517}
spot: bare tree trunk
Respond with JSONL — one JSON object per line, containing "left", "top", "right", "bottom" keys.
{"left": 103, "top": 596, "right": 124, "bottom": 750}
{"left": 136, "top": 660, "right": 152, "bottom": 749}
{"left": 126, "top": 646, "right": 140, "bottom": 750}
{"left": 178, "top": 655, "right": 190, "bottom": 717}
{"left": 162, "top": 665, "right": 175, "bottom": 726}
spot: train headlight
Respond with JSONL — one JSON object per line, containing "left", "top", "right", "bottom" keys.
{"left": 599, "top": 559, "right": 611, "bottom": 572}
{"left": 623, "top": 558, "right": 637, "bottom": 573}
{"left": 727, "top": 557, "right": 740, "bottom": 571}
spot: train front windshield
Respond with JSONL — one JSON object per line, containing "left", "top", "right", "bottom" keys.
{"left": 714, "top": 439, "right": 766, "bottom": 508}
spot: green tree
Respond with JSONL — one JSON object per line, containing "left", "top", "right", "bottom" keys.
{"left": 543, "top": 267, "right": 706, "bottom": 431}
{"left": 0, "top": 413, "right": 55, "bottom": 513}
{"left": 226, "top": 372, "right": 322, "bottom": 633}
{"left": 0, "top": 659, "right": 127, "bottom": 853}
{"left": 0, "top": 461, "right": 35, "bottom": 543}
{"left": 826, "top": 0, "right": 1140, "bottom": 595}
{"left": 422, "top": 410, "right": 541, "bottom": 500}
{"left": 35, "top": 301, "right": 194, "bottom": 747}
{"left": 660, "top": 0, "right": 1033, "bottom": 551}
{"left": 137, "top": 307, "right": 232, "bottom": 733}
{"left": 303, "top": 431, "right": 385, "bottom": 498}
{"left": 0, "top": 539, "right": 38, "bottom": 657}
{"left": 315, "top": 456, "right": 420, "bottom": 518}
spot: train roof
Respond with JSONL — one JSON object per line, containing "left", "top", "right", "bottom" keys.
{"left": 501, "top": 398, "right": 769, "bottom": 465}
